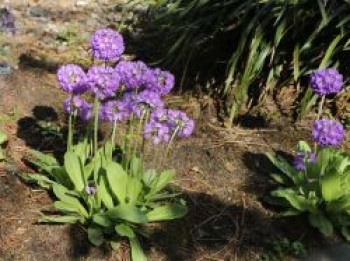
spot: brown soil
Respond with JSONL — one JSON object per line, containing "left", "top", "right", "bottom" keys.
{"left": 0, "top": 1, "right": 350, "bottom": 261}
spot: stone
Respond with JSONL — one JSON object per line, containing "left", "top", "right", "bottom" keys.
{"left": 29, "top": 6, "right": 49, "bottom": 18}
{"left": 0, "top": 62, "right": 12, "bottom": 76}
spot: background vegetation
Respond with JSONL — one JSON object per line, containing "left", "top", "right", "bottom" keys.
{"left": 130, "top": 0, "right": 350, "bottom": 125}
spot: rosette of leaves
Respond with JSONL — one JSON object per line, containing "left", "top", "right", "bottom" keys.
{"left": 23, "top": 141, "right": 187, "bottom": 261}
{"left": 267, "top": 141, "right": 350, "bottom": 240}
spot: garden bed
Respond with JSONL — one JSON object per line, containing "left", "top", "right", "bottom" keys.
{"left": 0, "top": 1, "right": 349, "bottom": 261}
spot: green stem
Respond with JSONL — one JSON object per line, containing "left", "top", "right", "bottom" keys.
{"left": 93, "top": 97, "right": 100, "bottom": 157}
{"left": 314, "top": 95, "right": 325, "bottom": 152}
{"left": 317, "top": 95, "right": 325, "bottom": 121}
{"left": 68, "top": 112, "right": 73, "bottom": 151}
{"left": 165, "top": 126, "right": 180, "bottom": 160}
{"left": 111, "top": 120, "right": 117, "bottom": 150}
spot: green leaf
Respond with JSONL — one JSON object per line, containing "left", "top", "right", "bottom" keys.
{"left": 92, "top": 214, "right": 112, "bottom": 227}
{"left": 54, "top": 199, "right": 88, "bottom": 218}
{"left": 152, "top": 169, "right": 175, "bottom": 194}
{"left": 21, "top": 173, "right": 56, "bottom": 189}
{"left": 321, "top": 171, "right": 342, "bottom": 202}
{"left": 98, "top": 176, "right": 114, "bottom": 209}
{"left": 127, "top": 178, "right": 142, "bottom": 205}
{"left": 271, "top": 189, "right": 317, "bottom": 212}
{"left": 88, "top": 226, "right": 104, "bottom": 246}
{"left": 29, "top": 149, "right": 58, "bottom": 166}
{"left": 64, "top": 152, "right": 85, "bottom": 191}
{"left": 146, "top": 204, "right": 188, "bottom": 221}
{"left": 131, "top": 156, "right": 143, "bottom": 179}
{"left": 341, "top": 226, "right": 350, "bottom": 241}
{"left": 39, "top": 215, "right": 81, "bottom": 224}
{"left": 115, "top": 223, "right": 135, "bottom": 238}
{"left": 143, "top": 169, "right": 157, "bottom": 187}
{"left": 266, "top": 153, "right": 296, "bottom": 181}
{"left": 309, "top": 213, "right": 334, "bottom": 237}
{"left": 105, "top": 161, "right": 128, "bottom": 204}
{"left": 0, "top": 130, "right": 8, "bottom": 144}
{"left": 106, "top": 205, "right": 148, "bottom": 224}
{"left": 0, "top": 149, "right": 5, "bottom": 160}
{"left": 297, "top": 141, "right": 311, "bottom": 153}
{"left": 129, "top": 237, "right": 147, "bottom": 261}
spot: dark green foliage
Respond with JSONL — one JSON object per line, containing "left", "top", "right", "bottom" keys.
{"left": 147, "top": 0, "right": 350, "bottom": 124}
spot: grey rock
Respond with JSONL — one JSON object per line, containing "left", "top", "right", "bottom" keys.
{"left": 29, "top": 6, "right": 49, "bottom": 18}
{"left": 0, "top": 62, "right": 12, "bottom": 76}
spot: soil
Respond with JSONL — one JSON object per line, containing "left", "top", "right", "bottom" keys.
{"left": 0, "top": 1, "right": 350, "bottom": 261}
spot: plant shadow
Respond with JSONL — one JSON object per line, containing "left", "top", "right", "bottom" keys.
{"left": 17, "top": 105, "right": 66, "bottom": 159}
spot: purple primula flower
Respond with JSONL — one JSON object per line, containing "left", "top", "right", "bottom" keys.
{"left": 144, "top": 120, "right": 171, "bottom": 144}
{"left": 115, "top": 60, "right": 149, "bottom": 90}
{"left": 99, "top": 100, "right": 130, "bottom": 122}
{"left": 313, "top": 118, "right": 345, "bottom": 147}
{"left": 168, "top": 110, "right": 194, "bottom": 138}
{"left": 63, "top": 96, "right": 93, "bottom": 122}
{"left": 57, "top": 64, "right": 88, "bottom": 94}
{"left": 150, "top": 108, "right": 169, "bottom": 123}
{"left": 87, "top": 66, "right": 120, "bottom": 100}
{"left": 310, "top": 68, "right": 343, "bottom": 96}
{"left": 146, "top": 68, "right": 175, "bottom": 95}
{"left": 132, "top": 90, "right": 164, "bottom": 117}
{"left": 0, "top": 8, "right": 16, "bottom": 35}
{"left": 294, "top": 151, "right": 317, "bottom": 171}
{"left": 85, "top": 183, "right": 97, "bottom": 196}
{"left": 90, "top": 28, "right": 125, "bottom": 61}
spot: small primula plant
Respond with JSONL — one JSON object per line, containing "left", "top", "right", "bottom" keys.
{"left": 267, "top": 68, "right": 350, "bottom": 240}
{"left": 23, "top": 28, "right": 194, "bottom": 260}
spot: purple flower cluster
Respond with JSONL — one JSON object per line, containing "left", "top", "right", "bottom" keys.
{"left": 294, "top": 151, "right": 317, "bottom": 171}
{"left": 63, "top": 96, "right": 93, "bottom": 122}
{"left": 144, "top": 109, "right": 195, "bottom": 144}
{"left": 147, "top": 68, "right": 175, "bottom": 96}
{"left": 115, "top": 61, "right": 149, "bottom": 90}
{"left": 87, "top": 66, "right": 120, "bottom": 100}
{"left": 313, "top": 118, "right": 345, "bottom": 147}
{"left": 57, "top": 64, "right": 88, "bottom": 94}
{"left": 132, "top": 90, "right": 164, "bottom": 117}
{"left": 99, "top": 100, "right": 130, "bottom": 122}
{"left": 310, "top": 68, "right": 343, "bottom": 96}
{"left": 57, "top": 28, "right": 195, "bottom": 146}
{"left": 0, "top": 8, "right": 15, "bottom": 35}
{"left": 90, "top": 28, "right": 124, "bottom": 61}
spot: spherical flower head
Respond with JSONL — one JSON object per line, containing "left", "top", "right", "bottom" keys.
{"left": 310, "top": 68, "right": 343, "bottom": 96}
{"left": 85, "top": 182, "right": 97, "bottom": 196}
{"left": 313, "top": 118, "right": 345, "bottom": 147}
{"left": 294, "top": 151, "right": 317, "bottom": 171}
{"left": 57, "top": 64, "right": 88, "bottom": 94}
{"left": 63, "top": 96, "right": 93, "bottom": 122}
{"left": 87, "top": 66, "right": 120, "bottom": 100}
{"left": 100, "top": 100, "right": 130, "bottom": 122}
{"left": 168, "top": 110, "right": 194, "bottom": 138}
{"left": 144, "top": 120, "right": 170, "bottom": 144}
{"left": 146, "top": 68, "right": 175, "bottom": 95}
{"left": 150, "top": 108, "right": 169, "bottom": 123}
{"left": 0, "top": 8, "right": 16, "bottom": 35}
{"left": 90, "top": 28, "right": 125, "bottom": 61}
{"left": 115, "top": 60, "right": 149, "bottom": 90}
{"left": 133, "top": 90, "right": 164, "bottom": 117}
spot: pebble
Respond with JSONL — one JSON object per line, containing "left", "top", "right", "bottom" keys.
{"left": 76, "top": 0, "right": 90, "bottom": 7}
{"left": 29, "top": 6, "right": 49, "bottom": 18}
{"left": 0, "top": 62, "right": 12, "bottom": 76}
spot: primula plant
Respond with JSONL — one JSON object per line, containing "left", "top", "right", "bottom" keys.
{"left": 267, "top": 68, "right": 350, "bottom": 240}
{"left": 23, "top": 28, "right": 194, "bottom": 260}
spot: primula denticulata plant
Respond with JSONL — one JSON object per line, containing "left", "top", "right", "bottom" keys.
{"left": 267, "top": 68, "right": 350, "bottom": 240}
{"left": 22, "top": 28, "right": 194, "bottom": 260}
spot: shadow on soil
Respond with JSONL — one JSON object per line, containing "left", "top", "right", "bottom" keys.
{"left": 17, "top": 105, "right": 66, "bottom": 158}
